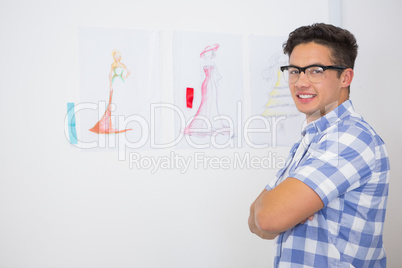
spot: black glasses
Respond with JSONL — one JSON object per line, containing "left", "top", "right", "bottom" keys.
{"left": 280, "top": 65, "right": 348, "bottom": 84}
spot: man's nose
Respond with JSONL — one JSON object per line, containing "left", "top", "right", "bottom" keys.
{"left": 294, "top": 71, "right": 310, "bottom": 87}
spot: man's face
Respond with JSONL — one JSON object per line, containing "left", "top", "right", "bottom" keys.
{"left": 289, "top": 42, "right": 349, "bottom": 123}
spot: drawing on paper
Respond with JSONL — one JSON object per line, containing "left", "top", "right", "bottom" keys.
{"left": 249, "top": 35, "right": 304, "bottom": 146}
{"left": 260, "top": 52, "right": 301, "bottom": 135}
{"left": 173, "top": 31, "right": 244, "bottom": 148}
{"left": 89, "top": 49, "right": 132, "bottom": 134}
{"left": 261, "top": 52, "right": 300, "bottom": 118}
{"left": 184, "top": 44, "right": 230, "bottom": 136}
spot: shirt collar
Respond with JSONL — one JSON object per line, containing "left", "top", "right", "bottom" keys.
{"left": 301, "top": 100, "right": 355, "bottom": 137}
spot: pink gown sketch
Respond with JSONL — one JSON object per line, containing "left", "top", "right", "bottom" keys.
{"left": 90, "top": 50, "right": 132, "bottom": 134}
{"left": 184, "top": 44, "right": 229, "bottom": 136}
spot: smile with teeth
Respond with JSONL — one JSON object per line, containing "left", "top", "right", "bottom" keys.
{"left": 298, "top": 94, "right": 316, "bottom": 99}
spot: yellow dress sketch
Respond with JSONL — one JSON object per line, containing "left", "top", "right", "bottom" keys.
{"left": 263, "top": 69, "right": 298, "bottom": 117}
{"left": 262, "top": 53, "right": 299, "bottom": 118}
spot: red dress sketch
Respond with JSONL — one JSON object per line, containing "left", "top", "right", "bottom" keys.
{"left": 184, "top": 44, "right": 229, "bottom": 136}
{"left": 90, "top": 50, "right": 131, "bottom": 134}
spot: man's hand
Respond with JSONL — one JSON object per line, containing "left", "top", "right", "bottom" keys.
{"left": 300, "top": 214, "right": 315, "bottom": 224}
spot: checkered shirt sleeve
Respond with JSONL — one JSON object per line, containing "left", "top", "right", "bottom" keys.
{"left": 291, "top": 121, "right": 378, "bottom": 206}
{"left": 265, "top": 101, "right": 390, "bottom": 267}
{"left": 283, "top": 117, "right": 390, "bottom": 267}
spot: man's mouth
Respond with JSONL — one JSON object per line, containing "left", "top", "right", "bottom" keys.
{"left": 298, "top": 94, "right": 316, "bottom": 99}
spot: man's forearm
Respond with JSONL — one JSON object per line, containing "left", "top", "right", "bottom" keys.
{"left": 248, "top": 201, "right": 279, "bottom": 240}
{"left": 249, "top": 222, "right": 279, "bottom": 240}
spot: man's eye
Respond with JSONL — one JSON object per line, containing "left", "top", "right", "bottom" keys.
{"left": 309, "top": 68, "right": 324, "bottom": 74}
{"left": 289, "top": 69, "right": 299, "bottom": 75}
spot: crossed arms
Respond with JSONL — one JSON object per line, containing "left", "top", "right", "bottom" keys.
{"left": 248, "top": 177, "right": 324, "bottom": 239}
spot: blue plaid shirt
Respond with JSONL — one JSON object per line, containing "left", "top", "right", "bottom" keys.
{"left": 266, "top": 100, "right": 390, "bottom": 268}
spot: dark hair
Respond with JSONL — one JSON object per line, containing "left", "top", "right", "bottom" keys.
{"left": 283, "top": 23, "right": 358, "bottom": 70}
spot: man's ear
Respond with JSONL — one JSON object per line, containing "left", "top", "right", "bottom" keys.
{"left": 341, "top": 68, "right": 354, "bottom": 88}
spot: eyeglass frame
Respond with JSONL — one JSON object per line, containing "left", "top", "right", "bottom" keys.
{"left": 280, "top": 64, "right": 348, "bottom": 84}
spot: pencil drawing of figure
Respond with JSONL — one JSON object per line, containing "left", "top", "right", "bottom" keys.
{"left": 262, "top": 52, "right": 299, "bottom": 117}
{"left": 184, "top": 44, "right": 229, "bottom": 136}
{"left": 261, "top": 52, "right": 300, "bottom": 134}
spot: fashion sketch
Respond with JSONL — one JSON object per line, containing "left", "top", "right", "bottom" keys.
{"left": 90, "top": 50, "right": 132, "bottom": 134}
{"left": 262, "top": 52, "right": 299, "bottom": 117}
{"left": 261, "top": 52, "right": 300, "bottom": 134}
{"left": 184, "top": 44, "right": 229, "bottom": 136}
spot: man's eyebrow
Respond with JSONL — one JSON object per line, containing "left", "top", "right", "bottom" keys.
{"left": 288, "top": 63, "right": 325, "bottom": 67}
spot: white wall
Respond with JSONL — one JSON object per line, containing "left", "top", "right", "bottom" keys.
{"left": 1, "top": 0, "right": 401, "bottom": 267}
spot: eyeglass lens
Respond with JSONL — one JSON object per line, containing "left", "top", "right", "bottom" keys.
{"left": 283, "top": 66, "right": 325, "bottom": 84}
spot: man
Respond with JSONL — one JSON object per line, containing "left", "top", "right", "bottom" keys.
{"left": 248, "top": 23, "right": 390, "bottom": 267}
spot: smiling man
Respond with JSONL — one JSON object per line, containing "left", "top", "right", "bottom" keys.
{"left": 248, "top": 23, "right": 390, "bottom": 267}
